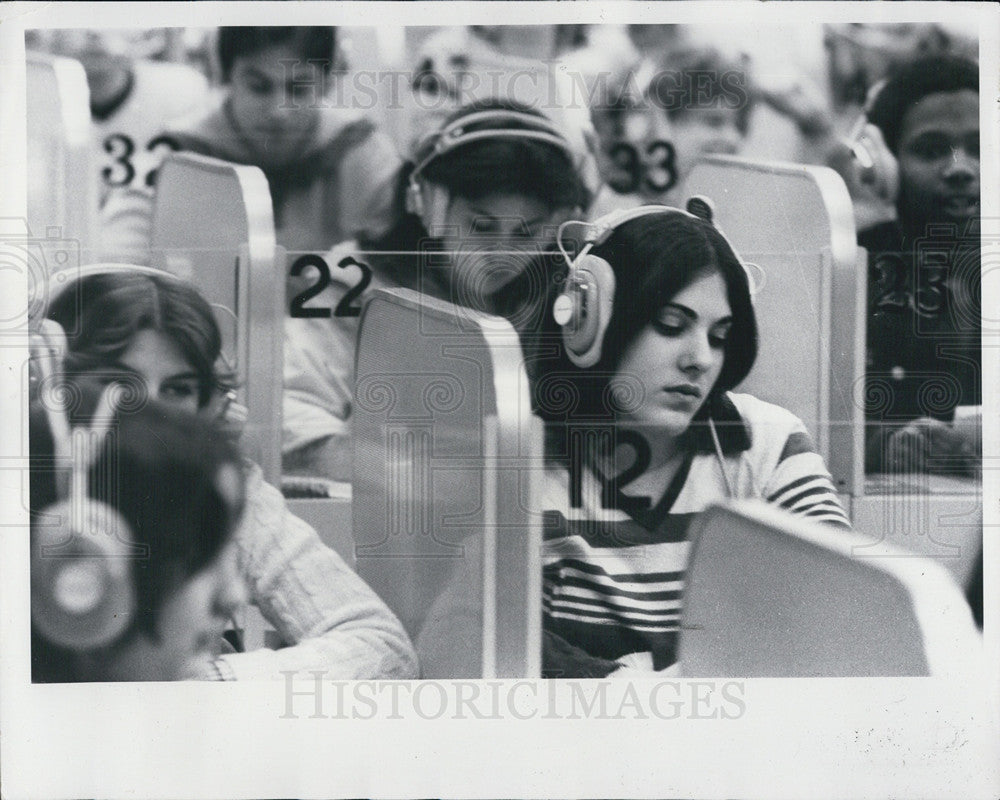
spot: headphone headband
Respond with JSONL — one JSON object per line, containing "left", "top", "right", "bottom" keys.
{"left": 579, "top": 204, "right": 701, "bottom": 249}
{"left": 557, "top": 200, "right": 760, "bottom": 297}
{"left": 410, "top": 108, "right": 577, "bottom": 183}
{"left": 41, "top": 263, "right": 177, "bottom": 313}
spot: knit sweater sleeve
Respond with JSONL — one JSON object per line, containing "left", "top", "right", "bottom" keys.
{"left": 216, "top": 462, "right": 418, "bottom": 680}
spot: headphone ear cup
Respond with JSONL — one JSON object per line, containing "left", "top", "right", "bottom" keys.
{"left": 554, "top": 254, "right": 616, "bottom": 369}
{"left": 31, "top": 499, "right": 137, "bottom": 651}
{"left": 852, "top": 121, "right": 899, "bottom": 207}
{"left": 422, "top": 184, "right": 450, "bottom": 236}
{"left": 407, "top": 179, "right": 450, "bottom": 236}
{"left": 405, "top": 178, "right": 424, "bottom": 218}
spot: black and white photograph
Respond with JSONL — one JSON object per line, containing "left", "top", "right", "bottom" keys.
{"left": 1, "top": 1, "right": 997, "bottom": 797}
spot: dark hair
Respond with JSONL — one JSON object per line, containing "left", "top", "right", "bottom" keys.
{"left": 537, "top": 211, "right": 758, "bottom": 422}
{"left": 30, "top": 388, "right": 244, "bottom": 681}
{"left": 47, "top": 272, "right": 228, "bottom": 409}
{"left": 419, "top": 100, "right": 590, "bottom": 211}
{"left": 217, "top": 26, "right": 337, "bottom": 83}
{"left": 363, "top": 100, "right": 587, "bottom": 323}
{"left": 867, "top": 54, "right": 979, "bottom": 156}
{"left": 599, "top": 212, "right": 756, "bottom": 385}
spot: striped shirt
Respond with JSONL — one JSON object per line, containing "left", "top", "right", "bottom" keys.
{"left": 541, "top": 392, "right": 851, "bottom": 672}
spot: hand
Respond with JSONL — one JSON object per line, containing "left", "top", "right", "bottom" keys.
{"left": 884, "top": 417, "right": 979, "bottom": 477}
{"left": 180, "top": 634, "right": 239, "bottom": 681}
{"left": 612, "top": 650, "right": 682, "bottom": 677}
{"left": 180, "top": 654, "right": 225, "bottom": 681}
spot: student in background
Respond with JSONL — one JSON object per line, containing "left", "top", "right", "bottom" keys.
{"left": 647, "top": 44, "right": 752, "bottom": 204}
{"left": 282, "top": 100, "right": 593, "bottom": 481}
{"left": 857, "top": 55, "right": 980, "bottom": 475}
{"left": 558, "top": 25, "right": 676, "bottom": 219}
{"left": 99, "top": 26, "right": 400, "bottom": 262}
{"left": 570, "top": 30, "right": 755, "bottom": 216}
{"left": 823, "top": 23, "right": 971, "bottom": 231}
{"left": 534, "top": 207, "right": 850, "bottom": 677}
{"left": 30, "top": 388, "right": 247, "bottom": 682}
{"left": 30, "top": 29, "right": 212, "bottom": 209}
{"left": 45, "top": 268, "right": 418, "bottom": 680}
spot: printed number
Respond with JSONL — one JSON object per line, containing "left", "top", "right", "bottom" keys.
{"left": 568, "top": 428, "right": 652, "bottom": 514}
{"left": 101, "top": 133, "right": 181, "bottom": 188}
{"left": 102, "top": 133, "right": 135, "bottom": 187}
{"left": 871, "top": 253, "right": 910, "bottom": 313}
{"left": 600, "top": 429, "right": 653, "bottom": 514}
{"left": 643, "top": 140, "right": 677, "bottom": 193}
{"left": 606, "top": 140, "right": 678, "bottom": 196}
{"left": 288, "top": 254, "right": 373, "bottom": 318}
{"left": 144, "top": 134, "right": 180, "bottom": 188}
{"left": 332, "top": 256, "right": 372, "bottom": 317}
{"left": 916, "top": 267, "right": 948, "bottom": 317}
{"left": 289, "top": 255, "right": 332, "bottom": 318}
{"left": 608, "top": 142, "right": 641, "bottom": 194}
{"left": 872, "top": 251, "right": 949, "bottom": 319}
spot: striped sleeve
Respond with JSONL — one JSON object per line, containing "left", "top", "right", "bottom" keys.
{"left": 762, "top": 429, "right": 852, "bottom": 529}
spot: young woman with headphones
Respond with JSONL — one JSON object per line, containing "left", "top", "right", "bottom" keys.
{"left": 40, "top": 266, "right": 418, "bottom": 680}
{"left": 537, "top": 204, "right": 852, "bottom": 678}
{"left": 282, "top": 98, "right": 594, "bottom": 480}
{"left": 30, "top": 368, "right": 247, "bottom": 682}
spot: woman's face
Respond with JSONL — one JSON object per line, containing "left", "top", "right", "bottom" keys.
{"left": 103, "top": 538, "right": 246, "bottom": 681}
{"left": 115, "top": 329, "right": 203, "bottom": 414}
{"left": 438, "top": 190, "right": 557, "bottom": 309}
{"left": 612, "top": 270, "right": 731, "bottom": 437}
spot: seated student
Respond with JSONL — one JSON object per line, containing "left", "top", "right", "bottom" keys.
{"left": 856, "top": 55, "right": 980, "bottom": 475}
{"left": 31, "top": 387, "right": 247, "bottom": 682}
{"left": 583, "top": 39, "right": 754, "bottom": 217}
{"left": 282, "top": 100, "right": 593, "bottom": 480}
{"left": 821, "top": 22, "right": 961, "bottom": 231}
{"left": 100, "top": 26, "right": 400, "bottom": 262}
{"left": 650, "top": 44, "right": 754, "bottom": 204}
{"left": 557, "top": 26, "right": 676, "bottom": 218}
{"left": 34, "top": 29, "right": 212, "bottom": 209}
{"left": 45, "top": 268, "right": 418, "bottom": 680}
{"left": 580, "top": 29, "right": 836, "bottom": 218}
{"left": 535, "top": 207, "right": 851, "bottom": 678}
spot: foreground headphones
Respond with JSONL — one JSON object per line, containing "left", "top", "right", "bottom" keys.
{"left": 554, "top": 197, "right": 757, "bottom": 368}
{"left": 30, "top": 327, "right": 137, "bottom": 651}
{"left": 405, "top": 108, "right": 580, "bottom": 232}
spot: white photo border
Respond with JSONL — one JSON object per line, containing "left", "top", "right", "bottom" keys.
{"left": 1, "top": 2, "right": 997, "bottom": 797}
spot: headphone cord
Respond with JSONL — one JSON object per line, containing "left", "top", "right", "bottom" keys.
{"left": 556, "top": 218, "right": 594, "bottom": 268}
{"left": 708, "top": 417, "right": 735, "bottom": 499}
